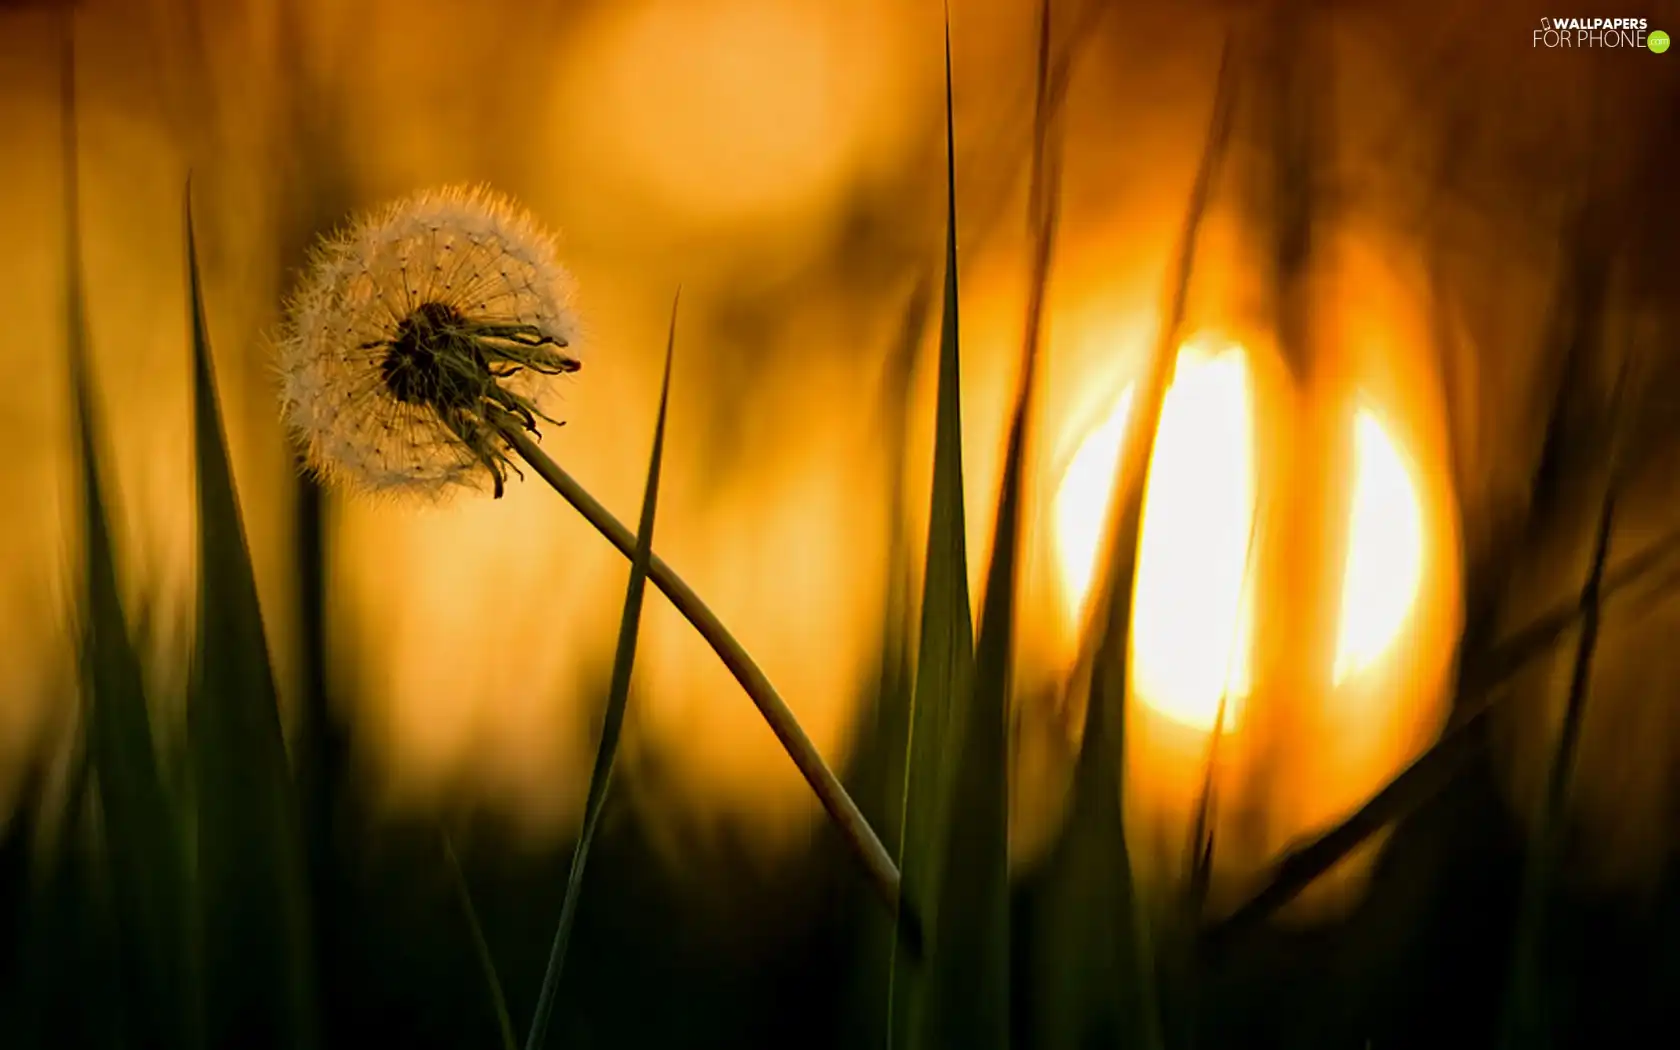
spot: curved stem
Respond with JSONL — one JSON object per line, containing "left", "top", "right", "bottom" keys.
{"left": 494, "top": 418, "right": 912, "bottom": 941}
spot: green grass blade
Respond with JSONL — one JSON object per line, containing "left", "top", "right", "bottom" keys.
{"left": 183, "top": 185, "right": 317, "bottom": 1050}
{"left": 1032, "top": 32, "right": 1236, "bottom": 1050}
{"left": 888, "top": 17, "right": 975, "bottom": 1046}
{"left": 442, "top": 832, "right": 517, "bottom": 1050}
{"left": 6, "top": 740, "right": 90, "bottom": 1049}
{"left": 523, "top": 294, "right": 679, "bottom": 1050}
{"left": 58, "top": 14, "right": 196, "bottom": 1050}
{"left": 836, "top": 274, "right": 935, "bottom": 1050}
{"left": 918, "top": 3, "right": 1063, "bottom": 1045}
{"left": 861, "top": 273, "right": 937, "bottom": 852}
{"left": 1199, "top": 517, "right": 1680, "bottom": 950}
{"left": 1028, "top": 692, "right": 1158, "bottom": 1050}
{"left": 495, "top": 384, "right": 902, "bottom": 924}
{"left": 0, "top": 759, "right": 45, "bottom": 996}
{"left": 1497, "top": 357, "right": 1631, "bottom": 1050}
{"left": 836, "top": 271, "right": 940, "bottom": 1050}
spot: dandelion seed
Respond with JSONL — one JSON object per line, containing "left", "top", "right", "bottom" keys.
{"left": 277, "top": 184, "right": 581, "bottom": 498}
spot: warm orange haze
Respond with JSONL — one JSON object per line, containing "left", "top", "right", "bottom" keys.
{"left": 1, "top": 14, "right": 1678, "bottom": 1047}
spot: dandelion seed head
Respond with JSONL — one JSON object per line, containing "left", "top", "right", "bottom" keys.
{"left": 277, "top": 184, "right": 581, "bottom": 498}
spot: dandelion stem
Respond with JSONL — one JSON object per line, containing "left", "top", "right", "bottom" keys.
{"left": 491, "top": 416, "right": 915, "bottom": 947}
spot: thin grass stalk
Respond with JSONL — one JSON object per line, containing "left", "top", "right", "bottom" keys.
{"left": 1200, "top": 181, "right": 1635, "bottom": 947}
{"left": 1184, "top": 516, "right": 1259, "bottom": 917}
{"left": 1045, "top": 32, "right": 1237, "bottom": 1050}
{"left": 6, "top": 736, "right": 92, "bottom": 1048}
{"left": 1, "top": 756, "right": 57, "bottom": 1037}
{"left": 836, "top": 271, "right": 936, "bottom": 1050}
{"left": 1200, "top": 521, "right": 1680, "bottom": 949}
{"left": 491, "top": 416, "right": 907, "bottom": 936}
{"left": 1200, "top": 185, "right": 1641, "bottom": 952}
{"left": 834, "top": 268, "right": 936, "bottom": 1050}
{"left": 954, "top": 0, "right": 1107, "bottom": 259}
{"left": 441, "top": 833, "right": 516, "bottom": 1050}
{"left": 1108, "top": 25, "right": 1241, "bottom": 895}
{"left": 1172, "top": 520, "right": 1256, "bottom": 1049}
{"left": 1496, "top": 354, "right": 1634, "bottom": 1049}
{"left": 0, "top": 760, "right": 46, "bottom": 937}
{"left": 1179, "top": 506, "right": 1263, "bottom": 1038}
{"left": 1073, "top": 31, "right": 1239, "bottom": 684}
{"left": 869, "top": 272, "right": 935, "bottom": 818}
{"left": 1019, "top": 0, "right": 1061, "bottom": 418}
{"left": 997, "top": 0, "right": 1064, "bottom": 884}
{"left": 523, "top": 301, "right": 675, "bottom": 1050}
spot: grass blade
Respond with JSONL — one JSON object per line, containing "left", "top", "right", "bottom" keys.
{"left": 861, "top": 273, "right": 938, "bottom": 849}
{"left": 836, "top": 273, "right": 936, "bottom": 1050}
{"left": 443, "top": 832, "right": 517, "bottom": 1050}
{"left": 5, "top": 740, "right": 92, "bottom": 1049}
{"left": 1497, "top": 356, "right": 1632, "bottom": 1050}
{"left": 919, "top": 3, "right": 1063, "bottom": 1045}
{"left": 184, "top": 185, "right": 317, "bottom": 1050}
{"left": 59, "top": 13, "right": 196, "bottom": 1050}
{"left": 494, "top": 407, "right": 904, "bottom": 927}
{"left": 1198, "top": 199, "right": 1658, "bottom": 943}
{"left": 0, "top": 758, "right": 45, "bottom": 996}
{"left": 1032, "top": 31, "right": 1236, "bottom": 1050}
{"left": 888, "top": 16, "right": 975, "bottom": 1046}
{"left": 836, "top": 272, "right": 934, "bottom": 1048}
{"left": 1198, "top": 507, "right": 1680, "bottom": 952}
{"left": 522, "top": 294, "right": 678, "bottom": 1050}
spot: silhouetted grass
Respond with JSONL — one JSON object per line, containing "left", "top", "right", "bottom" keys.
{"left": 62, "top": 15, "right": 196, "bottom": 1049}
{"left": 888, "top": 20, "right": 977, "bottom": 1047}
{"left": 523, "top": 296, "right": 676, "bottom": 1050}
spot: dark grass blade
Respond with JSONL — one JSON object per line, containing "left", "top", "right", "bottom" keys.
{"left": 270, "top": 9, "right": 359, "bottom": 1019}
{"left": 1, "top": 740, "right": 84, "bottom": 1048}
{"left": 1497, "top": 356, "right": 1632, "bottom": 1050}
{"left": 1201, "top": 304, "right": 1675, "bottom": 951}
{"left": 887, "top": 17, "right": 976, "bottom": 1046}
{"left": 496, "top": 398, "right": 902, "bottom": 922}
{"left": 921, "top": 403, "right": 1016, "bottom": 1050}
{"left": 1199, "top": 181, "right": 1650, "bottom": 947}
{"left": 1029, "top": 609, "right": 1162, "bottom": 1050}
{"left": 838, "top": 273, "right": 935, "bottom": 1050}
{"left": 4, "top": 740, "right": 90, "bottom": 1049}
{"left": 1183, "top": 522, "right": 1258, "bottom": 920}
{"left": 523, "top": 295, "right": 678, "bottom": 1050}
{"left": 34, "top": 795, "right": 129, "bottom": 1050}
{"left": 184, "top": 185, "right": 317, "bottom": 1050}
{"left": 1197, "top": 517, "right": 1680, "bottom": 949}
{"left": 941, "top": 0, "right": 1108, "bottom": 261}
{"left": 0, "top": 757, "right": 46, "bottom": 993}
{"left": 443, "top": 832, "right": 517, "bottom": 1050}
{"left": 918, "top": 4, "right": 1061, "bottom": 1046}
{"left": 861, "top": 273, "right": 938, "bottom": 848}
{"left": 59, "top": 13, "right": 197, "bottom": 1050}
{"left": 1031, "top": 32, "right": 1236, "bottom": 1050}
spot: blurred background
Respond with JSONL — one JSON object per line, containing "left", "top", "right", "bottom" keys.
{"left": 1, "top": 0, "right": 1678, "bottom": 1046}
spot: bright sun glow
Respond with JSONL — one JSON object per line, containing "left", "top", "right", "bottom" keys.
{"left": 1051, "top": 343, "right": 1426, "bottom": 734}
{"left": 1051, "top": 384, "right": 1135, "bottom": 621}
{"left": 1334, "top": 409, "right": 1425, "bottom": 685}
{"left": 1126, "top": 344, "right": 1257, "bottom": 732}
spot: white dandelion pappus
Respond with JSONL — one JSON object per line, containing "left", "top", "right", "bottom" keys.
{"left": 277, "top": 185, "right": 582, "bottom": 498}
